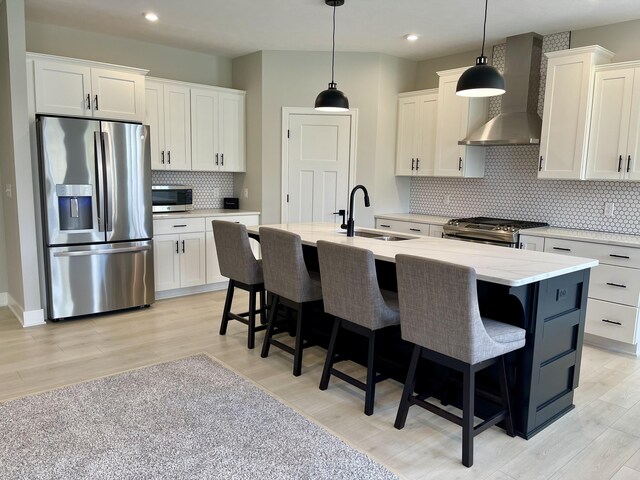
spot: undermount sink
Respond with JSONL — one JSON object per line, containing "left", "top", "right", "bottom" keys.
{"left": 337, "top": 230, "right": 411, "bottom": 241}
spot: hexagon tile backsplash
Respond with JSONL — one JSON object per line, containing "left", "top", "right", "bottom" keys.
{"left": 409, "top": 31, "right": 640, "bottom": 235}
{"left": 151, "top": 171, "right": 234, "bottom": 209}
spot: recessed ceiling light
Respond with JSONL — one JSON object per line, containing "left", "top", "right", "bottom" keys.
{"left": 404, "top": 34, "right": 420, "bottom": 42}
{"left": 144, "top": 12, "right": 159, "bottom": 22}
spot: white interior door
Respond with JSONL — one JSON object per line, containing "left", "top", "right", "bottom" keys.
{"left": 285, "top": 113, "right": 352, "bottom": 224}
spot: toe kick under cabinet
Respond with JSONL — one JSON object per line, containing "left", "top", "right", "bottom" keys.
{"left": 542, "top": 237, "right": 640, "bottom": 353}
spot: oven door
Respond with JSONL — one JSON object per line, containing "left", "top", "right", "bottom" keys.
{"left": 443, "top": 233, "right": 517, "bottom": 248}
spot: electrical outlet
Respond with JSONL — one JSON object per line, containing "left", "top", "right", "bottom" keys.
{"left": 443, "top": 194, "right": 451, "bottom": 205}
{"left": 243, "top": 188, "right": 249, "bottom": 198}
{"left": 604, "top": 202, "right": 615, "bottom": 217}
{"left": 213, "top": 187, "right": 220, "bottom": 198}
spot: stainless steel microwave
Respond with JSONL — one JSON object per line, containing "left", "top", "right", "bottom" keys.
{"left": 151, "top": 185, "right": 194, "bottom": 213}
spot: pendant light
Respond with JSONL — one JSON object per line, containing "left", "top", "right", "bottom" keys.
{"left": 456, "top": 0, "right": 505, "bottom": 97}
{"left": 315, "top": 0, "right": 349, "bottom": 111}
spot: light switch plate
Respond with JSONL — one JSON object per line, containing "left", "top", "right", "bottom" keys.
{"left": 213, "top": 187, "right": 220, "bottom": 198}
{"left": 604, "top": 202, "right": 615, "bottom": 217}
{"left": 243, "top": 188, "right": 249, "bottom": 198}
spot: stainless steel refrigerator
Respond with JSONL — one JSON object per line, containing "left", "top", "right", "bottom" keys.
{"left": 37, "top": 115, "right": 155, "bottom": 321}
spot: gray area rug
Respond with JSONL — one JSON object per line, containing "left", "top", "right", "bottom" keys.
{"left": 0, "top": 355, "right": 398, "bottom": 480}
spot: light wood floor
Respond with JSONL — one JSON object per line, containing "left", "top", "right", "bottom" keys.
{"left": 2, "top": 291, "right": 640, "bottom": 480}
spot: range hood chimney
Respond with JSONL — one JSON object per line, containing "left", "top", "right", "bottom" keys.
{"left": 459, "top": 32, "right": 543, "bottom": 146}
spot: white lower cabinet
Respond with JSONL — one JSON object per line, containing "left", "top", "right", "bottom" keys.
{"left": 375, "top": 218, "right": 445, "bottom": 238}
{"left": 518, "top": 234, "right": 545, "bottom": 251}
{"left": 178, "top": 233, "right": 207, "bottom": 288}
{"left": 544, "top": 237, "right": 640, "bottom": 349}
{"left": 206, "top": 215, "right": 260, "bottom": 284}
{"left": 153, "top": 232, "right": 206, "bottom": 291}
{"left": 153, "top": 234, "right": 182, "bottom": 291}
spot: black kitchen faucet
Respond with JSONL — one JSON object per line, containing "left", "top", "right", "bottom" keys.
{"left": 346, "top": 185, "right": 370, "bottom": 237}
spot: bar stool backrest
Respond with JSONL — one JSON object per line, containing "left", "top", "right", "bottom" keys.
{"left": 212, "top": 220, "right": 262, "bottom": 285}
{"left": 395, "top": 254, "right": 498, "bottom": 365}
{"left": 259, "top": 227, "right": 320, "bottom": 303}
{"left": 317, "top": 240, "right": 390, "bottom": 330}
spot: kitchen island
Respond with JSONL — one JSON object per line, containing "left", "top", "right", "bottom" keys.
{"left": 247, "top": 222, "right": 598, "bottom": 439}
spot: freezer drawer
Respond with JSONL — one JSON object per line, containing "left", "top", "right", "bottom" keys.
{"left": 47, "top": 241, "right": 155, "bottom": 320}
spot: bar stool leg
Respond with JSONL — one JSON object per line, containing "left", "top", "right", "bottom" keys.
{"left": 462, "top": 365, "right": 476, "bottom": 468}
{"left": 394, "top": 344, "right": 421, "bottom": 429}
{"left": 498, "top": 356, "right": 515, "bottom": 437}
{"left": 220, "top": 280, "right": 235, "bottom": 335}
{"left": 247, "top": 286, "right": 257, "bottom": 349}
{"left": 293, "top": 303, "right": 305, "bottom": 377}
{"left": 320, "top": 317, "right": 341, "bottom": 390}
{"left": 364, "top": 330, "right": 377, "bottom": 416}
{"left": 261, "top": 294, "right": 280, "bottom": 358}
{"left": 259, "top": 289, "right": 267, "bottom": 325}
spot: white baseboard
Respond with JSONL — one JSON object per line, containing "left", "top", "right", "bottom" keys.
{"left": 154, "top": 281, "right": 228, "bottom": 300}
{"left": 7, "top": 293, "right": 46, "bottom": 328}
{"left": 0, "top": 292, "right": 7, "bottom": 307}
{"left": 584, "top": 333, "right": 639, "bottom": 357}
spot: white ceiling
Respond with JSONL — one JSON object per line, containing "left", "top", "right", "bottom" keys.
{"left": 24, "top": 0, "right": 640, "bottom": 61}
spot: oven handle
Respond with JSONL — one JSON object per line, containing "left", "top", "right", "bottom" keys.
{"left": 442, "top": 233, "right": 517, "bottom": 248}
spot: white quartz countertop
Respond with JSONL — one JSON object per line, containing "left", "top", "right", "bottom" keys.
{"left": 374, "top": 213, "right": 450, "bottom": 225}
{"left": 153, "top": 209, "right": 260, "bottom": 220}
{"left": 247, "top": 222, "right": 598, "bottom": 287}
{"left": 522, "top": 226, "right": 640, "bottom": 248}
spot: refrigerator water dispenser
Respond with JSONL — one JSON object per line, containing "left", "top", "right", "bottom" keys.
{"left": 56, "top": 184, "right": 93, "bottom": 231}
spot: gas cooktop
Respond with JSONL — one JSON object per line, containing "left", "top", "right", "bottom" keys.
{"left": 443, "top": 217, "right": 549, "bottom": 247}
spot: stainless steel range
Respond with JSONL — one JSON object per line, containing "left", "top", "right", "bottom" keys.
{"left": 443, "top": 217, "right": 548, "bottom": 248}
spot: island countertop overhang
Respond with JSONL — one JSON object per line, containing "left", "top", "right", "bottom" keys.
{"left": 246, "top": 222, "right": 598, "bottom": 287}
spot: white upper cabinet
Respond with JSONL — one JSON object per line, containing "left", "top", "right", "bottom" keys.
{"left": 538, "top": 46, "right": 614, "bottom": 179}
{"left": 396, "top": 90, "right": 438, "bottom": 176}
{"left": 31, "top": 54, "right": 147, "bottom": 122}
{"left": 191, "top": 88, "right": 245, "bottom": 172}
{"left": 434, "top": 68, "right": 488, "bottom": 177}
{"left": 587, "top": 64, "right": 640, "bottom": 180}
{"left": 163, "top": 83, "right": 192, "bottom": 171}
{"left": 145, "top": 80, "right": 166, "bottom": 170}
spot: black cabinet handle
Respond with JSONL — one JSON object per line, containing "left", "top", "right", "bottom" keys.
{"left": 606, "top": 282, "right": 627, "bottom": 289}
{"left": 458, "top": 157, "right": 463, "bottom": 171}
{"left": 215, "top": 153, "right": 219, "bottom": 166}
{"left": 167, "top": 151, "right": 171, "bottom": 164}
{"left": 409, "top": 228, "right": 421, "bottom": 232}
{"left": 182, "top": 240, "right": 185, "bottom": 253}
{"left": 161, "top": 151, "right": 165, "bottom": 164}
{"left": 86, "top": 94, "right": 91, "bottom": 110}
{"left": 221, "top": 153, "right": 224, "bottom": 166}
{"left": 94, "top": 95, "right": 99, "bottom": 110}
{"left": 173, "top": 224, "right": 187, "bottom": 228}
{"left": 610, "top": 254, "right": 630, "bottom": 259}
{"left": 602, "top": 319, "right": 622, "bottom": 326}
{"left": 411, "top": 158, "right": 415, "bottom": 171}
{"left": 618, "top": 155, "right": 623, "bottom": 172}
{"left": 379, "top": 224, "right": 391, "bottom": 228}
{"left": 175, "top": 241, "right": 179, "bottom": 254}
{"left": 627, "top": 155, "right": 632, "bottom": 173}
{"left": 553, "top": 247, "right": 571, "bottom": 252}
{"left": 539, "top": 156, "right": 543, "bottom": 171}
{"left": 416, "top": 158, "right": 419, "bottom": 170}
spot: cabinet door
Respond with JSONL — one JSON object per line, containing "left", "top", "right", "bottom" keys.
{"left": 34, "top": 60, "right": 92, "bottom": 117}
{"left": 191, "top": 88, "right": 218, "bottom": 172}
{"left": 206, "top": 231, "right": 226, "bottom": 284}
{"left": 90, "top": 68, "right": 145, "bottom": 122}
{"left": 396, "top": 96, "right": 419, "bottom": 176}
{"left": 179, "top": 232, "right": 206, "bottom": 288}
{"left": 164, "top": 83, "right": 192, "bottom": 171}
{"left": 518, "top": 234, "right": 545, "bottom": 251}
{"left": 627, "top": 67, "right": 640, "bottom": 180}
{"left": 145, "top": 81, "right": 166, "bottom": 170}
{"left": 586, "top": 68, "right": 635, "bottom": 180}
{"left": 153, "top": 234, "right": 181, "bottom": 291}
{"left": 218, "top": 92, "right": 245, "bottom": 172}
{"left": 415, "top": 93, "right": 438, "bottom": 176}
{"left": 429, "top": 225, "right": 444, "bottom": 238}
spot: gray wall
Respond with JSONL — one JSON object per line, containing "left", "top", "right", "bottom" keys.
{"left": 25, "top": 21, "right": 233, "bottom": 86}
{"left": 0, "top": 0, "right": 41, "bottom": 314}
{"left": 572, "top": 19, "right": 640, "bottom": 62}
{"left": 415, "top": 49, "right": 482, "bottom": 90}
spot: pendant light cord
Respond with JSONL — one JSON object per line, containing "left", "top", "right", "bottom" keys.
{"left": 331, "top": 2, "right": 336, "bottom": 84}
{"left": 481, "top": 0, "right": 488, "bottom": 57}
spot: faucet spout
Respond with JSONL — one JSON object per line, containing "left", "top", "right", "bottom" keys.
{"left": 346, "top": 185, "right": 370, "bottom": 237}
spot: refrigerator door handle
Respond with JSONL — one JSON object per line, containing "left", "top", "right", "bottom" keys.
{"left": 53, "top": 245, "right": 152, "bottom": 257}
{"left": 102, "top": 131, "right": 114, "bottom": 232}
{"left": 94, "top": 131, "right": 106, "bottom": 232}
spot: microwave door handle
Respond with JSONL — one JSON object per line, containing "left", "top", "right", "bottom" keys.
{"left": 94, "top": 132, "right": 106, "bottom": 232}
{"left": 102, "top": 131, "right": 114, "bottom": 232}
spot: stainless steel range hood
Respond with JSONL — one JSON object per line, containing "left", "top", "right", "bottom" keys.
{"left": 459, "top": 32, "right": 543, "bottom": 146}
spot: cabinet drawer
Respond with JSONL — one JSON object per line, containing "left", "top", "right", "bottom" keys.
{"left": 589, "top": 264, "right": 640, "bottom": 307}
{"left": 585, "top": 298, "right": 638, "bottom": 344}
{"left": 207, "top": 215, "right": 260, "bottom": 232}
{"left": 375, "top": 219, "right": 429, "bottom": 236}
{"left": 375, "top": 219, "right": 404, "bottom": 232}
{"left": 544, "top": 238, "right": 640, "bottom": 268}
{"left": 153, "top": 217, "right": 205, "bottom": 235}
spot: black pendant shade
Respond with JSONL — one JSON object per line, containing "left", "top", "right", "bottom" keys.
{"left": 315, "top": 0, "right": 349, "bottom": 111}
{"left": 456, "top": 0, "right": 505, "bottom": 98}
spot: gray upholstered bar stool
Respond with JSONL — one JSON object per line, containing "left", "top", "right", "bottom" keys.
{"left": 259, "top": 227, "right": 323, "bottom": 376}
{"left": 394, "top": 254, "right": 526, "bottom": 468}
{"left": 316, "top": 240, "right": 400, "bottom": 416}
{"left": 212, "top": 220, "right": 266, "bottom": 349}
